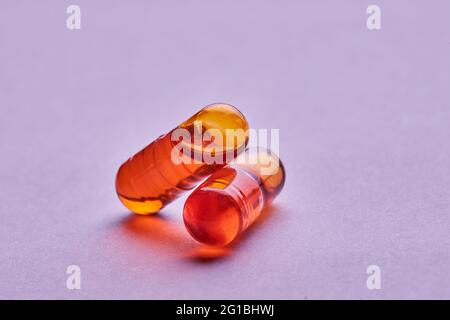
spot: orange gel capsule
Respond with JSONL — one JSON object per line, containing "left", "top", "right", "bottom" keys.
{"left": 116, "top": 103, "right": 249, "bottom": 215}
{"left": 183, "top": 150, "right": 286, "bottom": 246}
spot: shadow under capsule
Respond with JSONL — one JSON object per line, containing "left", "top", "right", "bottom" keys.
{"left": 115, "top": 203, "right": 281, "bottom": 263}
{"left": 118, "top": 211, "right": 194, "bottom": 255}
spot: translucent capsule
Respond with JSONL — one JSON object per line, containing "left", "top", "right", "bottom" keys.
{"left": 183, "top": 149, "right": 286, "bottom": 246}
{"left": 115, "top": 103, "right": 249, "bottom": 215}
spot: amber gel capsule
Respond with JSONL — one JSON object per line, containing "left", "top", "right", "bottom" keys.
{"left": 115, "top": 103, "right": 249, "bottom": 214}
{"left": 183, "top": 150, "right": 285, "bottom": 246}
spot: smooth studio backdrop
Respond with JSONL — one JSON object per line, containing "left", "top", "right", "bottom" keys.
{"left": 1, "top": 1, "right": 450, "bottom": 299}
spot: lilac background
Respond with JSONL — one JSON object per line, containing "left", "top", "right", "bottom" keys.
{"left": 1, "top": 0, "right": 450, "bottom": 299}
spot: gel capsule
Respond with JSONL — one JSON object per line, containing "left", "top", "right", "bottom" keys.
{"left": 116, "top": 103, "right": 249, "bottom": 214}
{"left": 183, "top": 150, "right": 285, "bottom": 246}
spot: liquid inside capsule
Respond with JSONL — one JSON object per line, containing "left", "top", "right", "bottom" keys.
{"left": 115, "top": 103, "right": 249, "bottom": 214}
{"left": 183, "top": 150, "right": 286, "bottom": 246}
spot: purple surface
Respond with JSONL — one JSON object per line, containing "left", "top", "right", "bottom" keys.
{"left": 1, "top": 1, "right": 450, "bottom": 299}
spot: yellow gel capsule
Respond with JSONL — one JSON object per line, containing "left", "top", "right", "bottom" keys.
{"left": 115, "top": 103, "right": 249, "bottom": 215}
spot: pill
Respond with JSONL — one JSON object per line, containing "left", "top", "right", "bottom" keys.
{"left": 115, "top": 103, "right": 249, "bottom": 214}
{"left": 183, "top": 149, "right": 285, "bottom": 246}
